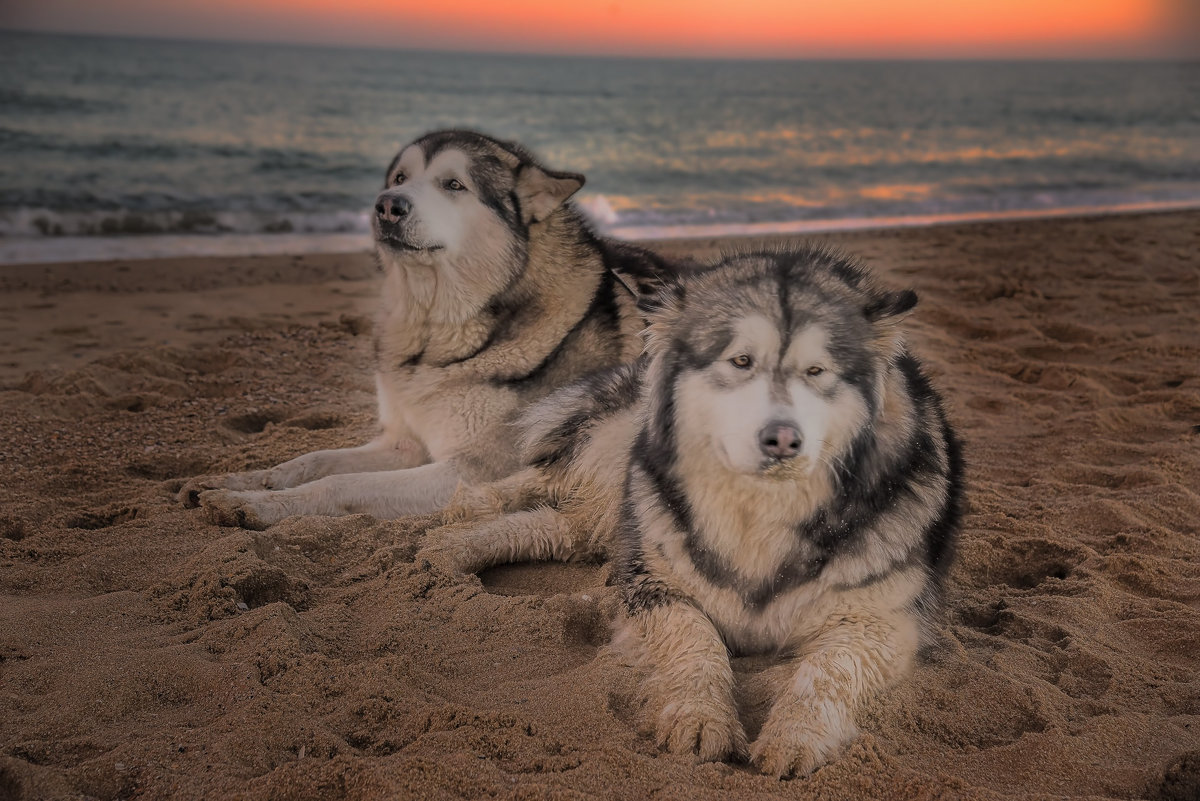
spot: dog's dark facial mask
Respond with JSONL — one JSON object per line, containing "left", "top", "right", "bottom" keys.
{"left": 639, "top": 253, "right": 917, "bottom": 478}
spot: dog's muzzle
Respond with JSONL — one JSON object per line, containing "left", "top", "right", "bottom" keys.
{"left": 373, "top": 193, "right": 437, "bottom": 251}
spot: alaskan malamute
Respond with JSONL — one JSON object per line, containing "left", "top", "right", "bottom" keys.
{"left": 420, "top": 245, "right": 964, "bottom": 777}
{"left": 182, "top": 130, "right": 675, "bottom": 529}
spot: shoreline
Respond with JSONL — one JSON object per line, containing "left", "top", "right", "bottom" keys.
{"left": 3, "top": 200, "right": 1199, "bottom": 268}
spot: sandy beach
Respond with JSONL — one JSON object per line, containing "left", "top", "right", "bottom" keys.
{"left": 1, "top": 210, "right": 1198, "bottom": 800}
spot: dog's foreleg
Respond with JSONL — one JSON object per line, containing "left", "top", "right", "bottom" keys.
{"left": 252, "top": 369, "right": 431, "bottom": 488}
{"left": 199, "top": 461, "right": 459, "bottom": 529}
{"left": 442, "top": 468, "right": 550, "bottom": 523}
{"left": 627, "top": 602, "right": 748, "bottom": 763}
{"left": 258, "top": 436, "right": 430, "bottom": 489}
{"left": 417, "top": 505, "right": 578, "bottom": 575}
{"left": 749, "top": 609, "right": 919, "bottom": 778}
{"left": 178, "top": 435, "right": 429, "bottom": 506}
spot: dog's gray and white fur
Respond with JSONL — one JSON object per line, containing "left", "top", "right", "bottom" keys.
{"left": 419, "top": 245, "right": 964, "bottom": 777}
{"left": 183, "top": 130, "right": 675, "bottom": 529}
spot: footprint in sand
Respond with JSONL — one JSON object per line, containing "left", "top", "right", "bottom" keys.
{"left": 478, "top": 561, "right": 602, "bottom": 598}
{"left": 478, "top": 562, "right": 614, "bottom": 652}
{"left": 1037, "top": 320, "right": 1101, "bottom": 345}
{"left": 0, "top": 516, "right": 29, "bottom": 541}
{"left": 221, "top": 408, "right": 290, "bottom": 435}
{"left": 60, "top": 505, "right": 141, "bottom": 530}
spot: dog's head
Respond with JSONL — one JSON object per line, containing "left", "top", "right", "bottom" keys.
{"left": 372, "top": 130, "right": 584, "bottom": 283}
{"left": 641, "top": 247, "right": 917, "bottom": 477}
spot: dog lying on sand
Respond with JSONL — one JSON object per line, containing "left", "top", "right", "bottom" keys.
{"left": 418, "top": 245, "right": 965, "bottom": 777}
{"left": 181, "top": 130, "right": 676, "bottom": 529}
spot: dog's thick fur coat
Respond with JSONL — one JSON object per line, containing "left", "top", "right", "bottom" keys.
{"left": 420, "top": 246, "right": 964, "bottom": 777}
{"left": 182, "top": 130, "right": 674, "bottom": 528}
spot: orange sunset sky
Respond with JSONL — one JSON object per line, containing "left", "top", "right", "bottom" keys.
{"left": 2, "top": 0, "right": 1197, "bottom": 58}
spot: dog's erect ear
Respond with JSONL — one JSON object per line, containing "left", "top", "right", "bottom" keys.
{"left": 515, "top": 164, "right": 585, "bottom": 224}
{"left": 864, "top": 288, "right": 917, "bottom": 357}
{"left": 864, "top": 289, "right": 918, "bottom": 323}
{"left": 638, "top": 280, "right": 686, "bottom": 355}
{"left": 636, "top": 279, "right": 686, "bottom": 320}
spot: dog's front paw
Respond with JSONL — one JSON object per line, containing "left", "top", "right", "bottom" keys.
{"left": 413, "top": 544, "right": 461, "bottom": 575}
{"left": 178, "top": 477, "right": 216, "bottom": 508}
{"left": 198, "top": 489, "right": 289, "bottom": 530}
{"left": 176, "top": 472, "right": 249, "bottom": 503}
{"left": 261, "top": 455, "right": 325, "bottom": 490}
{"left": 442, "top": 484, "right": 506, "bottom": 523}
{"left": 178, "top": 471, "right": 271, "bottom": 507}
{"left": 414, "top": 526, "right": 482, "bottom": 575}
{"left": 749, "top": 706, "right": 853, "bottom": 779}
{"left": 656, "top": 701, "right": 748, "bottom": 763}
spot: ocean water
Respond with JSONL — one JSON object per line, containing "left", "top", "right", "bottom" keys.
{"left": 2, "top": 30, "right": 1199, "bottom": 263}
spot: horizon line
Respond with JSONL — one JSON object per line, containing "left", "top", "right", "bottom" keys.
{"left": 3, "top": 25, "right": 1197, "bottom": 63}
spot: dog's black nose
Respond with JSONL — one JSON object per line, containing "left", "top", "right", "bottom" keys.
{"left": 759, "top": 422, "right": 802, "bottom": 460}
{"left": 375, "top": 195, "right": 411, "bottom": 223}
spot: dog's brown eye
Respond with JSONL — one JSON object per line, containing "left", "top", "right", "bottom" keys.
{"left": 393, "top": 173, "right": 405, "bottom": 186}
{"left": 445, "top": 178, "right": 466, "bottom": 192}
{"left": 807, "top": 365, "right": 824, "bottom": 376}
{"left": 730, "top": 354, "right": 753, "bottom": 369}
